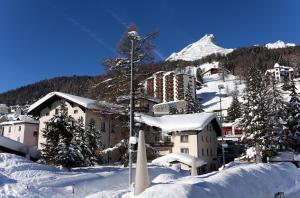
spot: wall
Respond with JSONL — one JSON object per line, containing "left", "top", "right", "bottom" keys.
{"left": 2, "top": 122, "right": 38, "bottom": 146}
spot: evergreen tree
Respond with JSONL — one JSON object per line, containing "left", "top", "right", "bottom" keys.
{"left": 266, "top": 78, "right": 287, "bottom": 152}
{"left": 196, "top": 68, "right": 203, "bottom": 84}
{"left": 184, "top": 83, "right": 202, "bottom": 114}
{"left": 284, "top": 80, "right": 300, "bottom": 152}
{"left": 84, "top": 119, "right": 103, "bottom": 164}
{"left": 41, "top": 103, "right": 89, "bottom": 169}
{"left": 241, "top": 66, "right": 275, "bottom": 159}
{"left": 226, "top": 94, "right": 242, "bottom": 122}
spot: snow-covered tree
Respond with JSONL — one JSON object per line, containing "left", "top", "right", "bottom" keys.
{"left": 84, "top": 119, "right": 104, "bottom": 164}
{"left": 284, "top": 80, "right": 300, "bottom": 152}
{"left": 41, "top": 103, "right": 94, "bottom": 169}
{"left": 266, "top": 78, "right": 287, "bottom": 152}
{"left": 241, "top": 66, "right": 275, "bottom": 159}
{"left": 226, "top": 84, "right": 242, "bottom": 122}
{"left": 184, "top": 83, "right": 202, "bottom": 114}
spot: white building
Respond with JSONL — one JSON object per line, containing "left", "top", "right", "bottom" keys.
{"left": 135, "top": 112, "right": 222, "bottom": 173}
{"left": 27, "top": 92, "right": 126, "bottom": 150}
{"left": 266, "top": 63, "right": 294, "bottom": 82}
{"left": 0, "top": 116, "right": 39, "bottom": 146}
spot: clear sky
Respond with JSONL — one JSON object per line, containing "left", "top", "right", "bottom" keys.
{"left": 0, "top": 0, "right": 299, "bottom": 93}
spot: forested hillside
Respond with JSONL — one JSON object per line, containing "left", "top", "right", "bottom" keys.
{"left": 1, "top": 45, "right": 300, "bottom": 106}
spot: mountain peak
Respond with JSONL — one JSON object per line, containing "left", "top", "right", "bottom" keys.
{"left": 265, "top": 40, "right": 296, "bottom": 49}
{"left": 167, "top": 34, "right": 233, "bottom": 62}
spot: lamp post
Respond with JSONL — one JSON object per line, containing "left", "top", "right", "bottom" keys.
{"left": 127, "top": 31, "right": 152, "bottom": 191}
{"left": 218, "top": 84, "right": 225, "bottom": 168}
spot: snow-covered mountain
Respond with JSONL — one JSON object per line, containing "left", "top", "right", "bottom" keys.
{"left": 265, "top": 40, "right": 296, "bottom": 49}
{"left": 166, "top": 34, "right": 234, "bottom": 61}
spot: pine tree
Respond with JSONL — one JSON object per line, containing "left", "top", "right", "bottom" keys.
{"left": 84, "top": 119, "right": 103, "bottom": 164}
{"left": 241, "top": 66, "right": 275, "bottom": 159}
{"left": 227, "top": 94, "right": 242, "bottom": 122}
{"left": 284, "top": 80, "right": 300, "bottom": 152}
{"left": 226, "top": 84, "right": 242, "bottom": 122}
{"left": 266, "top": 77, "right": 287, "bottom": 153}
{"left": 41, "top": 103, "right": 88, "bottom": 169}
{"left": 184, "top": 83, "right": 202, "bottom": 114}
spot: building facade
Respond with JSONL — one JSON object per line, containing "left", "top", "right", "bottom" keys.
{"left": 265, "top": 63, "right": 294, "bottom": 82}
{"left": 27, "top": 92, "right": 126, "bottom": 150}
{"left": 145, "top": 71, "right": 196, "bottom": 103}
{"left": 0, "top": 119, "right": 39, "bottom": 146}
{"left": 135, "top": 112, "right": 222, "bottom": 174}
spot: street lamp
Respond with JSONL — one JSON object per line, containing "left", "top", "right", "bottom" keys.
{"left": 127, "top": 30, "right": 153, "bottom": 191}
{"left": 218, "top": 84, "right": 225, "bottom": 168}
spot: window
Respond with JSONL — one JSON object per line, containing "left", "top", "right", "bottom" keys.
{"left": 111, "top": 128, "right": 116, "bottom": 134}
{"left": 155, "top": 135, "right": 160, "bottom": 143}
{"left": 210, "top": 148, "right": 213, "bottom": 156}
{"left": 206, "top": 136, "right": 208, "bottom": 142}
{"left": 18, "top": 126, "right": 21, "bottom": 131}
{"left": 207, "top": 148, "right": 209, "bottom": 156}
{"left": 180, "top": 148, "right": 189, "bottom": 154}
{"left": 33, "top": 131, "right": 38, "bottom": 137}
{"left": 202, "top": 148, "right": 204, "bottom": 156}
{"left": 101, "top": 122, "right": 106, "bottom": 132}
{"left": 180, "top": 135, "right": 188, "bottom": 143}
{"left": 201, "top": 135, "right": 204, "bottom": 142}
{"left": 74, "top": 109, "right": 78, "bottom": 114}
{"left": 210, "top": 136, "right": 212, "bottom": 143}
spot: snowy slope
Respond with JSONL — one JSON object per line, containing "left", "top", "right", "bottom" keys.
{"left": 197, "top": 73, "right": 245, "bottom": 114}
{"left": 167, "top": 34, "right": 234, "bottom": 61}
{"left": 265, "top": 40, "right": 296, "bottom": 49}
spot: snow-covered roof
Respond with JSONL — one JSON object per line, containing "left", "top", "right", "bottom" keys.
{"left": 270, "top": 151, "right": 300, "bottom": 162}
{"left": 0, "top": 114, "right": 38, "bottom": 125}
{"left": 135, "top": 112, "right": 221, "bottom": 134}
{"left": 152, "top": 153, "right": 207, "bottom": 167}
{"left": 28, "top": 92, "right": 124, "bottom": 115}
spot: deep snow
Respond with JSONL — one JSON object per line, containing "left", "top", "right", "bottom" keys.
{"left": 1, "top": 153, "right": 300, "bottom": 198}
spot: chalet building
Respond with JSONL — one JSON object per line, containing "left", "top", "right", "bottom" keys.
{"left": 0, "top": 116, "right": 39, "bottom": 146}
{"left": 135, "top": 112, "right": 222, "bottom": 174}
{"left": 265, "top": 63, "right": 294, "bottom": 82}
{"left": 27, "top": 92, "right": 126, "bottom": 150}
{"left": 145, "top": 71, "right": 196, "bottom": 103}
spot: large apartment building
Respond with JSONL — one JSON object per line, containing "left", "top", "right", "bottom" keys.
{"left": 145, "top": 71, "right": 196, "bottom": 103}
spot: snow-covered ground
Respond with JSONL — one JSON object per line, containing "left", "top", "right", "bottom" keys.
{"left": 197, "top": 73, "right": 245, "bottom": 114}
{"left": 0, "top": 153, "right": 186, "bottom": 198}
{"left": 1, "top": 153, "right": 300, "bottom": 198}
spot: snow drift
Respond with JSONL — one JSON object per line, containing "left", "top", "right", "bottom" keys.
{"left": 137, "top": 162, "right": 300, "bottom": 198}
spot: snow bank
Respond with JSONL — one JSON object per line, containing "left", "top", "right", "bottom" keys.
{"left": 0, "top": 153, "right": 183, "bottom": 198}
{"left": 137, "top": 162, "right": 300, "bottom": 198}
{"left": 152, "top": 153, "right": 207, "bottom": 168}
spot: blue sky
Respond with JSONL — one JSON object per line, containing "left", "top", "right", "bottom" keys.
{"left": 0, "top": 0, "right": 299, "bottom": 93}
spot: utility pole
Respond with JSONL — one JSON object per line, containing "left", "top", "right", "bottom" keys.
{"left": 128, "top": 38, "right": 134, "bottom": 190}
{"left": 218, "top": 84, "right": 225, "bottom": 168}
